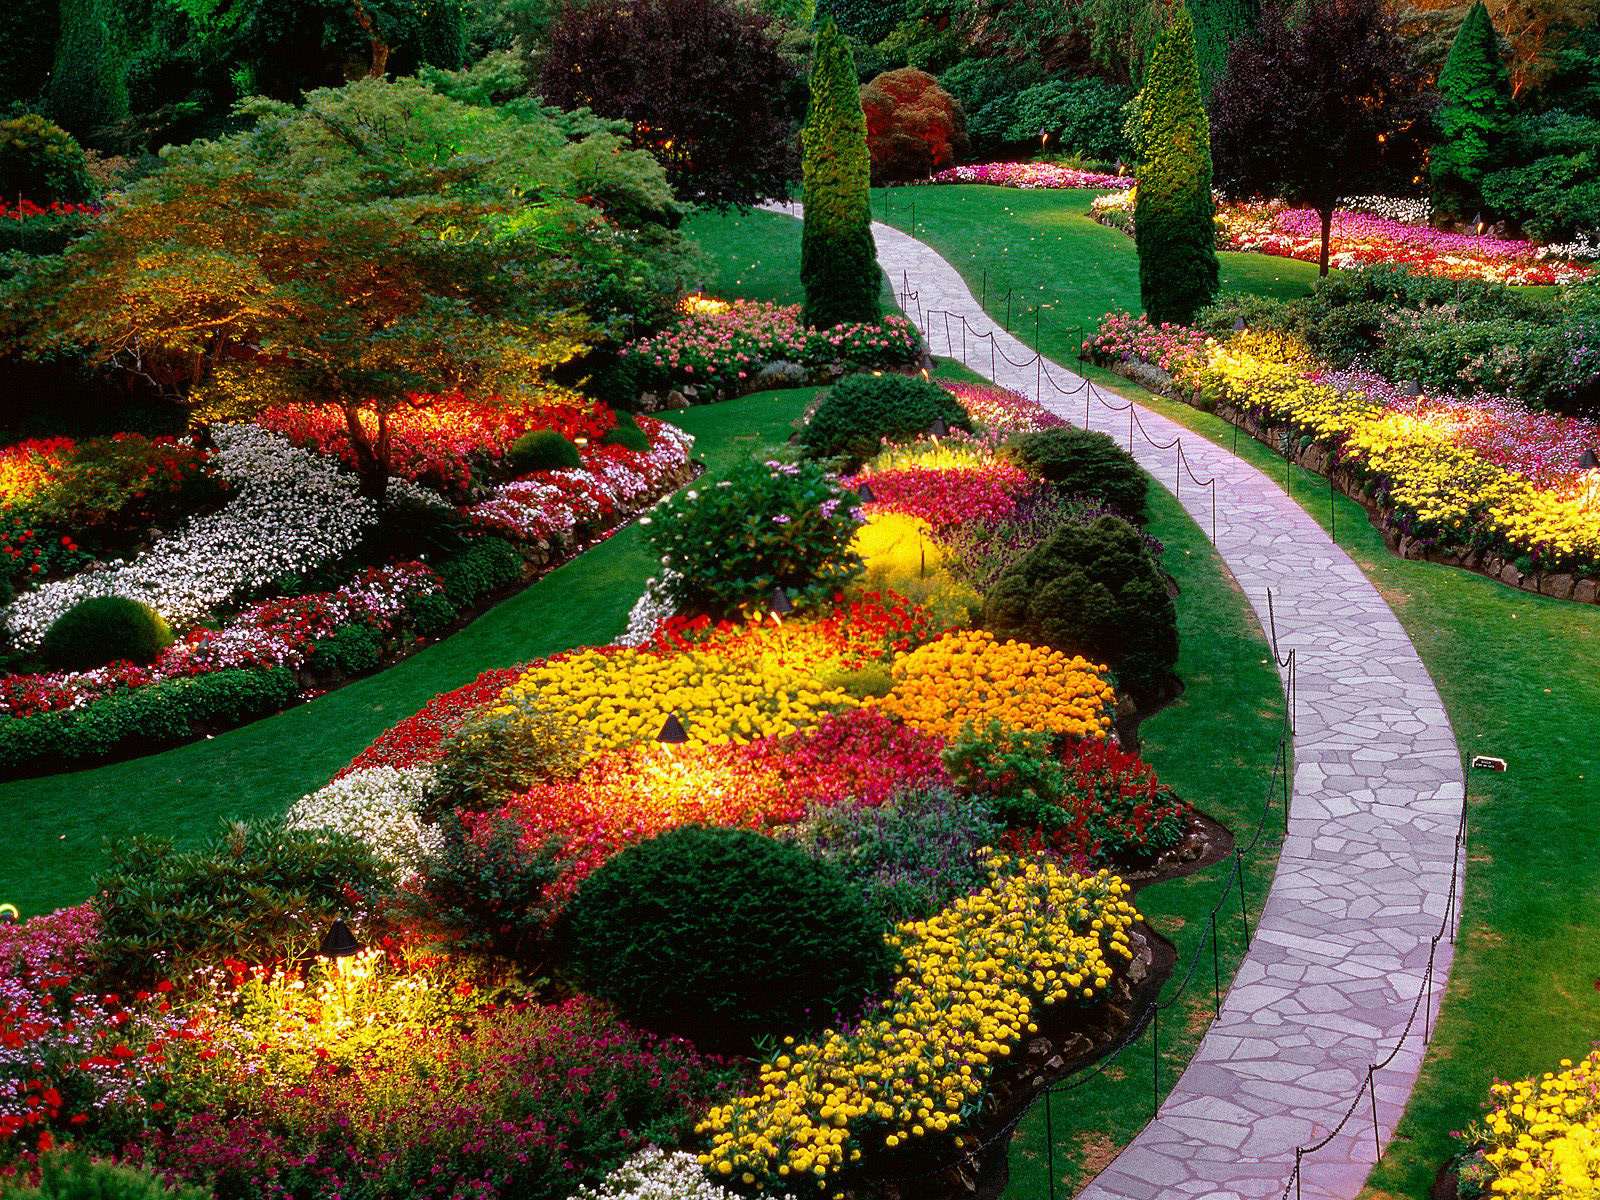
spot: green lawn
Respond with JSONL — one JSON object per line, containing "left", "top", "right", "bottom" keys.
{"left": 687, "top": 207, "right": 1290, "bottom": 1196}
{"left": 849, "top": 184, "right": 1600, "bottom": 1198}
{"left": 7, "top": 390, "right": 818, "bottom": 917}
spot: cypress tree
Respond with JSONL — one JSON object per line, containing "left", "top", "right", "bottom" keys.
{"left": 1135, "top": 6, "right": 1219, "bottom": 326}
{"left": 46, "top": 0, "right": 128, "bottom": 147}
{"left": 801, "top": 18, "right": 883, "bottom": 330}
{"left": 1431, "top": 1, "right": 1513, "bottom": 223}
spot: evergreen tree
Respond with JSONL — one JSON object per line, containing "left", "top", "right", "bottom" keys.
{"left": 1134, "top": 6, "right": 1220, "bottom": 325}
{"left": 800, "top": 18, "right": 882, "bottom": 329}
{"left": 46, "top": 0, "right": 128, "bottom": 146}
{"left": 1431, "top": 1, "right": 1514, "bottom": 221}
{"left": 1191, "top": 0, "right": 1259, "bottom": 98}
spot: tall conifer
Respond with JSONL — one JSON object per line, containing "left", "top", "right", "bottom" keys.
{"left": 1432, "top": 1, "right": 1514, "bottom": 222}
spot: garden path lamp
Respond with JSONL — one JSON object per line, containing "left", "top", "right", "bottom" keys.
{"left": 856, "top": 481, "right": 875, "bottom": 504}
{"left": 1580, "top": 450, "right": 1599, "bottom": 470}
{"left": 928, "top": 417, "right": 949, "bottom": 439}
{"left": 1039, "top": 126, "right": 1049, "bottom": 153}
{"left": 1473, "top": 212, "right": 1487, "bottom": 237}
{"left": 1233, "top": 317, "right": 1247, "bottom": 333}
{"left": 657, "top": 711, "right": 690, "bottom": 746}
{"left": 768, "top": 588, "right": 794, "bottom": 623}
{"left": 1404, "top": 379, "right": 1422, "bottom": 398}
{"left": 1580, "top": 450, "right": 1600, "bottom": 509}
{"left": 0, "top": 904, "right": 17, "bottom": 925}
{"left": 320, "top": 918, "right": 361, "bottom": 959}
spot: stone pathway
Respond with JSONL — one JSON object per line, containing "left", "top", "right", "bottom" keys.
{"left": 763, "top": 205, "right": 1467, "bottom": 1200}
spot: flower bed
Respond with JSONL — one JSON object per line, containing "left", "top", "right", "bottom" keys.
{"left": 619, "top": 299, "right": 923, "bottom": 399}
{"left": 1458, "top": 1048, "right": 1600, "bottom": 1198}
{"left": 929, "top": 163, "right": 1134, "bottom": 190}
{"left": 1088, "top": 313, "right": 1600, "bottom": 590}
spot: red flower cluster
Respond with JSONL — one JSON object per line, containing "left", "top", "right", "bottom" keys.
{"left": 649, "top": 590, "right": 938, "bottom": 664}
{"left": 0, "top": 199, "right": 99, "bottom": 223}
{"left": 340, "top": 668, "right": 523, "bottom": 775}
{"left": 256, "top": 396, "right": 618, "bottom": 497}
{"left": 853, "top": 464, "right": 1035, "bottom": 531}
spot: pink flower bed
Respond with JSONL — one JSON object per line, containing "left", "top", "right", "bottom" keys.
{"left": 943, "top": 381, "right": 1068, "bottom": 434}
{"left": 849, "top": 462, "right": 1037, "bottom": 530}
{"left": 0, "top": 563, "right": 443, "bottom": 718}
{"left": 929, "top": 163, "right": 1134, "bottom": 190}
{"left": 1083, "top": 312, "right": 1211, "bottom": 375}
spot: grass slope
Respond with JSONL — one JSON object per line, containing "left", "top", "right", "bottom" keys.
{"left": 867, "top": 184, "right": 1600, "bottom": 1198}
{"left": 7, "top": 391, "right": 817, "bottom": 917}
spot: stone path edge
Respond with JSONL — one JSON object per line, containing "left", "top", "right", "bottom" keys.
{"left": 761, "top": 203, "right": 1468, "bottom": 1200}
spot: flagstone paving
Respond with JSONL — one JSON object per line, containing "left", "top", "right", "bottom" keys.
{"left": 764, "top": 205, "right": 1466, "bottom": 1200}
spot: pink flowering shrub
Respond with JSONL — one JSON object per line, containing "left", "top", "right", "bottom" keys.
{"left": 943, "top": 381, "right": 1068, "bottom": 434}
{"left": 1083, "top": 312, "right": 1211, "bottom": 376}
{"left": 620, "top": 301, "right": 922, "bottom": 395}
{"left": 929, "top": 163, "right": 1133, "bottom": 190}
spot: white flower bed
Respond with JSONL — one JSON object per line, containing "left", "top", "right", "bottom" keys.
{"left": 3, "top": 425, "right": 376, "bottom": 649}
{"left": 286, "top": 764, "right": 442, "bottom": 874}
{"left": 1338, "top": 194, "right": 1433, "bottom": 225}
{"left": 616, "top": 569, "right": 680, "bottom": 647}
{"left": 567, "top": 1148, "right": 751, "bottom": 1200}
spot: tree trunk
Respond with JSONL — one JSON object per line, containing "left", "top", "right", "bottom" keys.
{"left": 350, "top": 0, "right": 390, "bottom": 78}
{"left": 341, "top": 402, "right": 389, "bottom": 504}
{"left": 1318, "top": 205, "right": 1333, "bottom": 277}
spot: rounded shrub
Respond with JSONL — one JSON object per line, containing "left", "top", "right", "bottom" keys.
{"left": 983, "top": 514, "right": 1177, "bottom": 703}
{"left": 507, "top": 428, "right": 583, "bottom": 473}
{"left": 430, "top": 690, "right": 583, "bottom": 817}
{"left": 562, "top": 825, "right": 897, "bottom": 1051}
{"left": 601, "top": 410, "right": 651, "bottom": 453}
{"left": 1006, "top": 427, "right": 1148, "bottom": 520}
{"left": 42, "top": 595, "right": 174, "bottom": 670}
{"left": 800, "top": 372, "right": 971, "bottom": 463}
{"left": 0, "top": 113, "right": 95, "bottom": 203}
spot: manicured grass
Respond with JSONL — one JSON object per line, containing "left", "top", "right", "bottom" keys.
{"left": 5, "top": 390, "right": 817, "bottom": 918}
{"left": 683, "top": 203, "right": 898, "bottom": 311}
{"left": 887, "top": 186, "right": 1600, "bottom": 1198}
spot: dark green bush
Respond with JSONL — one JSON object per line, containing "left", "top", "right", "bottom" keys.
{"left": 437, "top": 535, "right": 524, "bottom": 607}
{"left": 601, "top": 410, "right": 651, "bottom": 453}
{"left": 413, "top": 814, "right": 566, "bottom": 966}
{"left": 563, "top": 825, "right": 897, "bottom": 1051}
{"left": 938, "top": 57, "right": 1049, "bottom": 153}
{"left": 786, "top": 788, "right": 1000, "bottom": 921}
{"left": 0, "top": 668, "right": 298, "bottom": 777}
{"left": 0, "top": 112, "right": 96, "bottom": 202}
{"left": 1006, "top": 427, "right": 1148, "bottom": 520}
{"left": 1004, "top": 78, "right": 1133, "bottom": 162}
{"left": 1197, "top": 294, "right": 1307, "bottom": 341}
{"left": 800, "top": 372, "right": 970, "bottom": 463}
{"left": 646, "top": 456, "right": 863, "bottom": 618}
{"left": 1480, "top": 110, "right": 1600, "bottom": 242}
{"left": 42, "top": 596, "right": 174, "bottom": 670}
{"left": 507, "top": 429, "right": 583, "bottom": 472}
{"left": 92, "top": 818, "right": 391, "bottom": 983}
{"left": 406, "top": 590, "right": 459, "bottom": 638}
{"left": 309, "top": 622, "right": 383, "bottom": 677}
{"left": 9, "top": 1154, "right": 208, "bottom": 1200}
{"left": 431, "top": 690, "right": 583, "bottom": 817}
{"left": 983, "top": 514, "right": 1178, "bottom": 702}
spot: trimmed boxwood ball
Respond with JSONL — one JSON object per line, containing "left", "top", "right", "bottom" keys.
{"left": 983, "top": 514, "right": 1178, "bottom": 703}
{"left": 800, "top": 372, "right": 971, "bottom": 463}
{"left": 1006, "top": 427, "right": 1149, "bottom": 521}
{"left": 507, "top": 429, "right": 583, "bottom": 473}
{"left": 42, "top": 596, "right": 174, "bottom": 670}
{"left": 561, "top": 825, "right": 898, "bottom": 1052}
{"left": 601, "top": 410, "right": 651, "bottom": 453}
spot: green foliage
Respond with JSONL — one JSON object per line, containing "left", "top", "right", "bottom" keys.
{"left": 0, "top": 0, "right": 57, "bottom": 108}
{"left": 1480, "top": 110, "right": 1600, "bottom": 241}
{"left": 1134, "top": 7, "right": 1219, "bottom": 324}
{"left": 816, "top": 661, "right": 896, "bottom": 698}
{"left": 507, "top": 428, "right": 584, "bottom": 472}
{"left": 799, "top": 371, "right": 971, "bottom": 462}
{"left": 1087, "top": 0, "right": 1169, "bottom": 87}
{"left": 860, "top": 67, "right": 969, "bottom": 184}
{"left": 9, "top": 76, "right": 690, "bottom": 496}
{"left": 92, "top": 818, "right": 391, "bottom": 982}
{"left": 0, "top": 668, "right": 298, "bottom": 776}
{"left": 601, "top": 410, "right": 651, "bottom": 452}
{"left": 818, "top": 0, "right": 906, "bottom": 43}
{"left": 436, "top": 536, "right": 525, "bottom": 608}
{"left": 801, "top": 19, "right": 883, "bottom": 329}
{"left": 1005, "top": 77, "right": 1133, "bottom": 162}
{"left": 942, "top": 720, "right": 1067, "bottom": 828}
{"left": 308, "top": 622, "right": 383, "bottom": 678}
{"left": 1005, "top": 426, "right": 1148, "bottom": 519}
{"left": 1432, "top": 2, "right": 1515, "bottom": 222}
{"left": 647, "top": 456, "right": 864, "bottom": 617}
{"left": 46, "top": 0, "right": 128, "bottom": 144}
{"left": 0, "top": 115, "right": 96, "bottom": 203}
{"left": 432, "top": 689, "right": 583, "bottom": 817}
{"left": 562, "top": 825, "right": 897, "bottom": 1051}
{"left": 1189, "top": 0, "right": 1257, "bottom": 97}
{"left": 8, "top": 1154, "right": 209, "bottom": 1200}
{"left": 937, "top": 56, "right": 1049, "bottom": 151}
{"left": 405, "top": 589, "right": 459, "bottom": 638}
{"left": 413, "top": 813, "right": 566, "bottom": 965}
{"left": 786, "top": 787, "right": 1001, "bottom": 921}
{"left": 42, "top": 596, "right": 174, "bottom": 671}
{"left": 983, "top": 514, "right": 1178, "bottom": 702}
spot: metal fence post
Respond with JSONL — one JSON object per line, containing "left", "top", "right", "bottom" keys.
{"left": 1236, "top": 848, "right": 1251, "bottom": 948}
{"left": 1210, "top": 910, "right": 1221, "bottom": 1016}
{"left": 1152, "top": 1006, "right": 1161, "bottom": 1117}
{"left": 1045, "top": 1089, "right": 1057, "bottom": 1200}
{"left": 1368, "top": 1066, "right": 1381, "bottom": 1161}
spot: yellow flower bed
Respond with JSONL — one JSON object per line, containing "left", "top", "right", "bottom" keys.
{"left": 503, "top": 628, "right": 860, "bottom": 758}
{"left": 698, "top": 854, "right": 1139, "bottom": 1191}
{"left": 873, "top": 629, "right": 1114, "bottom": 741}
{"left": 1191, "top": 335, "right": 1600, "bottom": 567}
{"left": 1470, "top": 1049, "right": 1600, "bottom": 1197}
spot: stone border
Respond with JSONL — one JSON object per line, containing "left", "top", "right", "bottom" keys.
{"left": 763, "top": 204, "right": 1467, "bottom": 1200}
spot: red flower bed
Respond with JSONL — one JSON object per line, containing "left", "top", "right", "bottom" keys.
{"left": 339, "top": 668, "right": 523, "bottom": 776}
{"left": 850, "top": 463, "right": 1036, "bottom": 531}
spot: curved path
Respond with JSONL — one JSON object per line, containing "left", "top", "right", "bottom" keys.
{"left": 767, "top": 205, "right": 1465, "bottom": 1200}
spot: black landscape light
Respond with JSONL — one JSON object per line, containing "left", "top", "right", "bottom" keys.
{"left": 769, "top": 588, "right": 794, "bottom": 616}
{"left": 1473, "top": 212, "right": 1487, "bottom": 236}
{"left": 320, "top": 918, "right": 361, "bottom": 959}
{"left": 657, "top": 712, "right": 690, "bottom": 745}
{"left": 1580, "top": 449, "right": 1600, "bottom": 470}
{"left": 856, "top": 481, "right": 876, "bottom": 504}
{"left": 1233, "top": 317, "right": 1247, "bottom": 332}
{"left": 1404, "top": 379, "right": 1422, "bottom": 398}
{"left": 928, "top": 416, "right": 949, "bottom": 438}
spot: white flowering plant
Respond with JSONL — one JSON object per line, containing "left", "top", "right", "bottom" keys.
{"left": 286, "top": 765, "right": 443, "bottom": 875}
